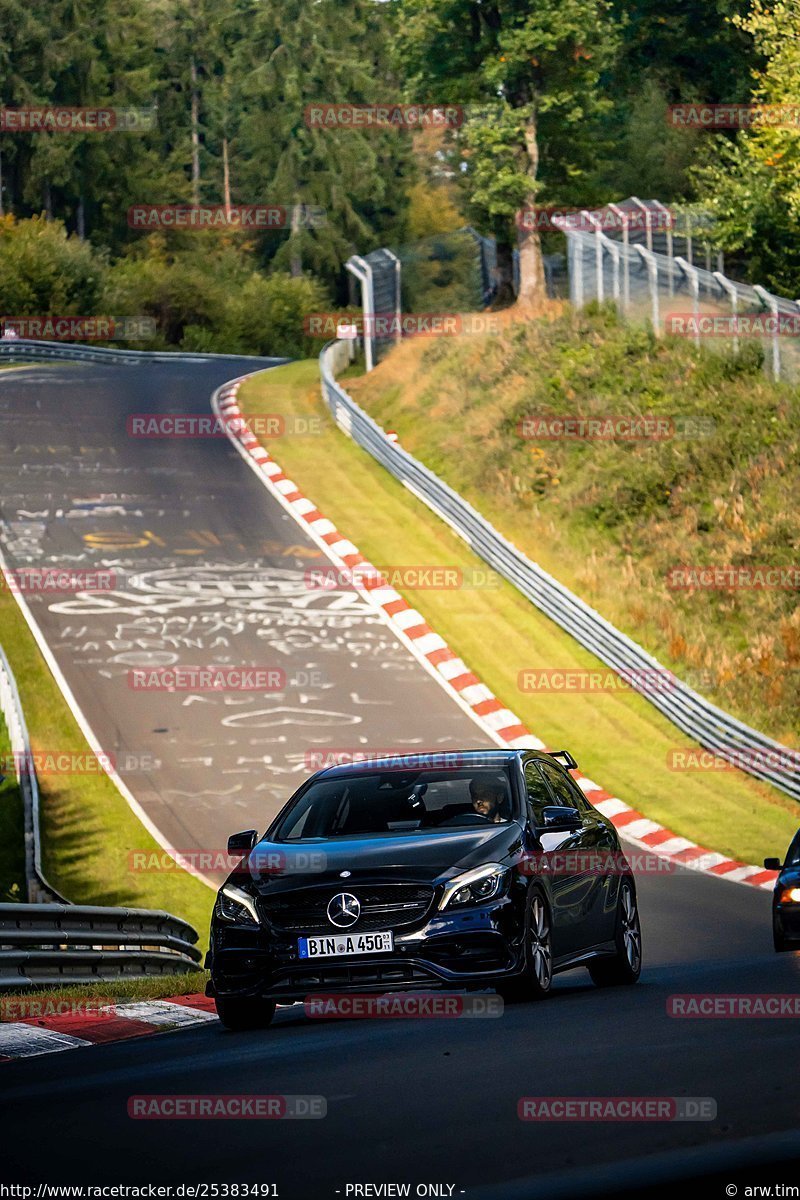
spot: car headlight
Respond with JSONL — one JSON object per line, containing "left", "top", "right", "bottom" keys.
{"left": 780, "top": 886, "right": 800, "bottom": 904}
{"left": 217, "top": 884, "right": 260, "bottom": 926}
{"left": 439, "top": 863, "right": 508, "bottom": 911}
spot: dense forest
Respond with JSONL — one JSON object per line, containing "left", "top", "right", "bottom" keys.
{"left": 0, "top": 0, "right": 796, "bottom": 352}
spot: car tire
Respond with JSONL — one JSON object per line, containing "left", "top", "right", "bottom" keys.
{"left": 772, "top": 912, "right": 797, "bottom": 953}
{"left": 215, "top": 996, "right": 276, "bottom": 1031}
{"left": 589, "top": 877, "right": 642, "bottom": 987}
{"left": 501, "top": 890, "right": 553, "bottom": 1003}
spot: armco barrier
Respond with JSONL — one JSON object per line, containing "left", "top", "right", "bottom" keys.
{"left": 319, "top": 341, "right": 800, "bottom": 804}
{"left": 0, "top": 338, "right": 287, "bottom": 367}
{"left": 0, "top": 903, "right": 201, "bottom": 988}
{"left": 0, "top": 645, "right": 65, "bottom": 903}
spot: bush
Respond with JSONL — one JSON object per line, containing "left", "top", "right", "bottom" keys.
{"left": 0, "top": 215, "right": 106, "bottom": 316}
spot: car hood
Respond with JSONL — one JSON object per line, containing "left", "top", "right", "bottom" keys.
{"left": 233, "top": 824, "right": 523, "bottom": 896}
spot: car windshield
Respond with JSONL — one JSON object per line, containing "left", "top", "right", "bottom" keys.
{"left": 273, "top": 768, "right": 516, "bottom": 840}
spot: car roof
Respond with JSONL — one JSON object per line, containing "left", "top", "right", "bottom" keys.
{"left": 316, "top": 748, "right": 523, "bottom": 780}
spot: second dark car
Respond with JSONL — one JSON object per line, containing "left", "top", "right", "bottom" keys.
{"left": 206, "top": 748, "right": 643, "bottom": 1029}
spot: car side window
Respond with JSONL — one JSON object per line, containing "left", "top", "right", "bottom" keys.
{"left": 524, "top": 760, "right": 552, "bottom": 824}
{"left": 538, "top": 761, "right": 582, "bottom": 810}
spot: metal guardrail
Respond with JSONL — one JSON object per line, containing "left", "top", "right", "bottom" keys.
{"left": 0, "top": 338, "right": 287, "bottom": 367}
{"left": 0, "top": 645, "right": 65, "bottom": 903}
{"left": 319, "top": 342, "right": 800, "bottom": 803}
{"left": 0, "top": 903, "right": 201, "bottom": 989}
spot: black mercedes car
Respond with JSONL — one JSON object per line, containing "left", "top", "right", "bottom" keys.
{"left": 765, "top": 828, "right": 800, "bottom": 951}
{"left": 206, "top": 748, "right": 642, "bottom": 1029}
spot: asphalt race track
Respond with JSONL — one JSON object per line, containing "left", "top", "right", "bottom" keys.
{"left": 0, "top": 359, "right": 495, "bottom": 857}
{"left": 1, "top": 359, "right": 799, "bottom": 1195}
{"left": 3, "top": 867, "right": 800, "bottom": 1195}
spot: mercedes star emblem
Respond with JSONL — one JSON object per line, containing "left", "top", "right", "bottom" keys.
{"left": 327, "top": 892, "right": 360, "bottom": 928}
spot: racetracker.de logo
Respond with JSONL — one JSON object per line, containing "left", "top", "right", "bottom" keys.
{"left": 127, "top": 666, "right": 286, "bottom": 692}
{"left": 1, "top": 316, "right": 155, "bottom": 341}
{"left": 304, "top": 313, "right": 500, "bottom": 338}
{"left": 1, "top": 568, "right": 115, "bottom": 594}
{"left": 666, "top": 564, "right": 800, "bottom": 590}
{"left": 668, "top": 995, "right": 800, "bottom": 1017}
{"left": 304, "top": 993, "right": 503, "bottom": 1019}
{"left": 667, "top": 103, "right": 800, "bottom": 129}
{"left": 667, "top": 313, "right": 800, "bottom": 337}
{"left": 666, "top": 747, "right": 800, "bottom": 774}
{"left": 305, "top": 103, "right": 464, "bottom": 130}
{"left": 517, "top": 668, "right": 675, "bottom": 694}
{"left": 517, "top": 414, "right": 675, "bottom": 441}
{"left": 126, "top": 413, "right": 322, "bottom": 438}
{"left": 515, "top": 206, "right": 675, "bottom": 232}
{"left": 517, "top": 1096, "right": 716, "bottom": 1121}
{"left": 127, "top": 204, "right": 326, "bottom": 230}
{"left": 0, "top": 106, "right": 156, "bottom": 132}
{"left": 128, "top": 1095, "right": 326, "bottom": 1119}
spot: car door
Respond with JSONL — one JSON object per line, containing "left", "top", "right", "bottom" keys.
{"left": 537, "top": 760, "right": 619, "bottom": 951}
{"left": 523, "top": 758, "right": 587, "bottom": 958}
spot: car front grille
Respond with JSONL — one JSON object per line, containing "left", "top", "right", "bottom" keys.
{"left": 260, "top": 884, "right": 435, "bottom": 933}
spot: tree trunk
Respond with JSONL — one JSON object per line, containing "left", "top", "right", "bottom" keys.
{"left": 222, "top": 135, "right": 231, "bottom": 217}
{"left": 190, "top": 59, "right": 201, "bottom": 206}
{"left": 289, "top": 199, "right": 302, "bottom": 277}
{"left": 517, "top": 110, "right": 545, "bottom": 302}
{"left": 43, "top": 180, "right": 52, "bottom": 221}
{"left": 0, "top": 146, "right": 4, "bottom": 217}
{"left": 77, "top": 195, "right": 85, "bottom": 239}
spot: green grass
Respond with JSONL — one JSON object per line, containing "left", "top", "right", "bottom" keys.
{"left": 346, "top": 305, "right": 800, "bottom": 744}
{"left": 239, "top": 359, "right": 798, "bottom": 866}
{"left": 0, "top": 588, "right": 214, "bottom": 947}
{"left": 0, "top": 970, "right": 209, "bottom": 1014}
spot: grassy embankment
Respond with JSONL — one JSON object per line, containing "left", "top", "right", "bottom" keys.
{"left": 239, "top": 348, "right": 798, "bottom": 866}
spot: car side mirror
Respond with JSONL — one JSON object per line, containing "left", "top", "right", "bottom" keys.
{"left": 764, "top": 857, "right": 782, "bottom": 871}
{"left": 228, "top": 829, "right": 258, "bottom": 856}
{"left": 538, "top": 806, "right": 582, "bottom": 832}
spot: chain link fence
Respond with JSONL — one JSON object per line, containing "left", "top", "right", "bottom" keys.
{"left": 555, "top": 196, "right": 800, "bottom": 384}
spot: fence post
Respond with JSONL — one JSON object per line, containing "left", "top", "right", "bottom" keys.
{"left": 608, "top": 203, "right": 630, "bottom": 310}
{"left": 382, "top": 248, "right": 402, "bottom": 344}
{"left": 713, "top": 271, "right": 740, "bottom": 356}
{"left": 653, "top": 200, "right": 674, "bottom": 294}
{"left": 583, "top": 211, "right": 604, "bottom": 303}
{"left": 630, "top": 195, "right": 652, "bottom": 252}
{"left": 345, "top": 255, "right": 375, "bottom": 372}
{"left": 634, "top": 245, "right": 660, "bottom": 332}
{"left": 754, "top": 284, "right": 781, "bottom": 380}
{"left": 674, "top": 257, "right": 700, "bottom": 346}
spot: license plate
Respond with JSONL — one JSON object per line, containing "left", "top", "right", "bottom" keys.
{"left": 298, "top": 931, "right": 394, "bottom": 959}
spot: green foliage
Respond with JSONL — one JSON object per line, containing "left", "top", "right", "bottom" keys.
{"left": 0, "top": 215, "right": 106, "bottom": 313}
{"left": 692, "top": 0, "right": 800, "bottom": 294}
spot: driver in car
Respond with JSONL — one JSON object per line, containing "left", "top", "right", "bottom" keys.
{"left": 469, "top": 776, "right": 508, "bottom": 823}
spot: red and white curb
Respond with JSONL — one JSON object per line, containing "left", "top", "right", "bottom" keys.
{"left": 212, "top": 377, "right": 778, "bottom": 893}
{"left": 0, "top": 994, "right": 217, "bottom": 1061}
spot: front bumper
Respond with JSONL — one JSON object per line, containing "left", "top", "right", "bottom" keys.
{"left": 208, "top": 897, "right": 522, "bottom": 1002}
